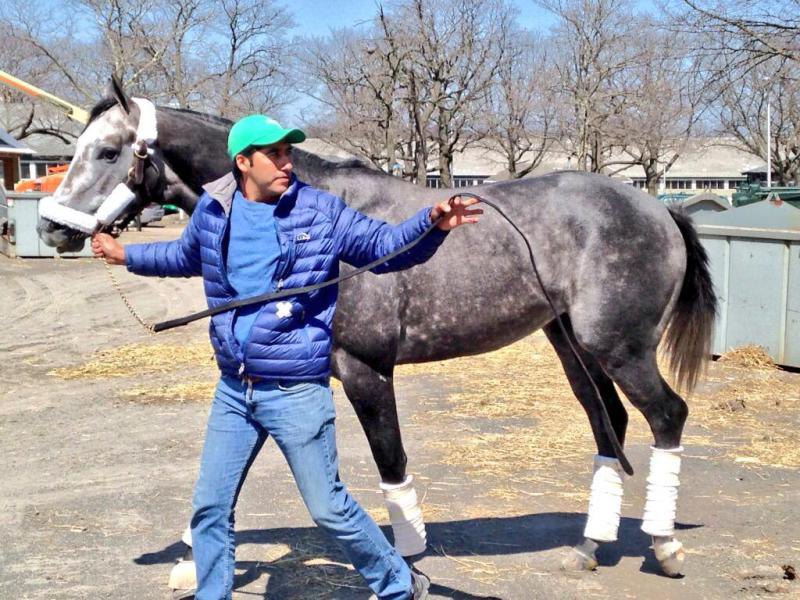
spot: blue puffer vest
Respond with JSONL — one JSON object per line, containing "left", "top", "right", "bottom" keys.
{"left": 125, "top": 172, "right": 447, "bottom": 381}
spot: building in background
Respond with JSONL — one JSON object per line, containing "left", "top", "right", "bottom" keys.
{"left": 431, "top": 138, "right": 763, "bottom": 201}
{"left": 0, "top": 126, "right": 34, "bottom": 190}
{"left": 20, "top": 133, "right": 74, "bottom": 180}
{"left": 616, "top": 140, "right": 760, "bottom": 200}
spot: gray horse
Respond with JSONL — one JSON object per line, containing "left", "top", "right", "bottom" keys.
{"left": 37, "top": 80, "right": 715, "bottom": 589}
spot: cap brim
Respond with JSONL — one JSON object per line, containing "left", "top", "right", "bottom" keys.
{"left": 249, "top": 128, "right": 306, "bottom": 148}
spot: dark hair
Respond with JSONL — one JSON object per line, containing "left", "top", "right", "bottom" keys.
{"left": 232, "top": 159, "right": 243, "bottom": 183}
{"left": 231, "top": 147, "right": 257, "bottom": 182}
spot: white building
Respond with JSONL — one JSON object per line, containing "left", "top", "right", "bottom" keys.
{"left": 427, "top": 138, "right": 765, "bottom": 200}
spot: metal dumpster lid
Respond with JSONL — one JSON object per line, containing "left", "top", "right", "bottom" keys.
{"left": 694, "top": 199, "right": 800, "bottom": 240}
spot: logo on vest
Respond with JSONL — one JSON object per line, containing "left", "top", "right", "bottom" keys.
{"left": 276, "top": 302, "right": 293, "bottom": 319}
{"left": 295, "top": 232, "right": 311, "bottom": 242}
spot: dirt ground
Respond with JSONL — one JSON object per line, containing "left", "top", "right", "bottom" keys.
{"left": 1, "top": 216, "right": 798, "bottom": 600}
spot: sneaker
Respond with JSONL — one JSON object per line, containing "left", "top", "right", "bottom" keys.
{"left": 411, "top": 570, "right": 430, "bottom": 600}
{"left": 366, "top": 570, "right": 430, "bottom": 600}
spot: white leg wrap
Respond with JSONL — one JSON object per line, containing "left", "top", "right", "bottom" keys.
{"left": 181, "top": 526, "right": 192, "bottom": 547}
{"left": 380, "top": 475, "right": 427, "bottom": 556}
{"left": 653, "top": 536, "right": 685, "bottom": 576}
{"left": 583, "top": 455, "right": 625, "bottom": 542}
{"left": 168, "top": 559, "right": 197, "bottom": 591}
{"left": 642, "top": 446, "right": 683, "bottom": 537}
{"left": 168, "top": 526, "right": 196, "bottom": 591}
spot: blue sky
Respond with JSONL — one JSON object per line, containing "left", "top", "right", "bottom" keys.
{"left": 289, "top": 0, "right": 658, "bottom": 37}
{"left": 289, "top": 0, "right": 558, "bottom": 34}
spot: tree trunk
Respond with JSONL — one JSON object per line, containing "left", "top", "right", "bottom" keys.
{"left": 414, "top": 140, "right": 428, "bottom": 187}
{"left": 408, "top": 75, "right": 428, "bottom": 188}
{"left": 644, "top": 162, "right": 660, "bottom": 197}
{"left": 437, "top": 114, "right": 453, "bottom": 188}
{"left": 507, "top": 156, "right": 518, "bottom": 179}
{"left": 646, "top": 176, "right": 660, "bottom": 197}
{"left": 439, "top": 152, "right": 453, "bottom": 188}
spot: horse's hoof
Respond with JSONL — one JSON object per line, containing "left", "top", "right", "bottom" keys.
{"left": 561, "top": 547, "right": 598, "bottom": 571}
{"left": 653, "top": 537, "right": 685, "bottom": 577}
{"left": 172, "top": 588, "right": 196, "bottom": 600}
{"left": 168, "top": 558, "right": 197, "bottom": 592}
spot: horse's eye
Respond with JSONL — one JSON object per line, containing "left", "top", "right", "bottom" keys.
{"left": 98, "top": 147, "right": 119, "bottom": 163}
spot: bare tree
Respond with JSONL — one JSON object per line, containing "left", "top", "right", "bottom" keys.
{"left": 396, "top": 0, "right": 515, "bottom": 187}
{"left": 540, "top": 0, "right": 641, "bottom": 173}
{"left": 205, "top": 0, "right": 295, "bottom": 118}
{"left": 715, "top": 60, "right": 800, "bottom": 185}
{"left": 0, "top": 0, "right": 294, "bottom": 132}
{"left": 376, "top": 7, "right": 436, "bottom": 186}
{"left": 603, "top": 21, "right": 708, "bottom": 195}
{"left": 0, "top": 11, "right": 86, "bottom": 141}
{"left": 299, "top": 18, "right": 408, "bottom": 173}
{"left": 672, "top": 0, "right": 800, "bottom": 67}
{"left": 301, "top": 0, "right": 514, "bottom": 188}
{"left": 479, "top": 30, "right": 556, "bottom": 179}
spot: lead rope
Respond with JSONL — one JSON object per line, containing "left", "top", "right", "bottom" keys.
{"left": 103, "top": 259, "right": 156, "bottom": 335}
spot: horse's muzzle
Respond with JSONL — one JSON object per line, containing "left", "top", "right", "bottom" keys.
{"left": 37, "top": 217, "right": 87, "bottom": 252}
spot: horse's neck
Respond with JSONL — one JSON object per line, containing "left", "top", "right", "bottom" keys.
{"left": 295, "top": 157, "right": 425, "bottom": 219}
{"left": 156, "top": 108, "right": 231, "bottom": 213}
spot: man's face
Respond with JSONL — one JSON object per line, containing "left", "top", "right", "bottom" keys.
{"left": 237, "top": 141, "right": 294, "bottom": 200}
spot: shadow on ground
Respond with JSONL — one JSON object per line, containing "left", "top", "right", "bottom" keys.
{"left": 134, "top": 512, "right": 702, "bottom": 598}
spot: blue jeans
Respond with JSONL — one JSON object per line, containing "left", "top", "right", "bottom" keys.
{"left": 190, "top": 376, "right": 413, "bottom": 600}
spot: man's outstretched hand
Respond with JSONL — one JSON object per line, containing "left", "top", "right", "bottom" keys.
{"left": 91, "top": 233, "right": 126, "bottom": 265}
{"left": 430, "top": 195, "right": 483, "bottom": 231}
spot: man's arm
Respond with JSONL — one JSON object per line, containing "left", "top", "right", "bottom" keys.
{"left": 333, "top": 195, "right": 481, "bottom": 273}
{"left": 92, "top": 208, "right": 203, "bottom": 278}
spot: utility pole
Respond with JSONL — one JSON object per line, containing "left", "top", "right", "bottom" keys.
{"left": 766, "top": 99, "right": 772, "bottom": 188}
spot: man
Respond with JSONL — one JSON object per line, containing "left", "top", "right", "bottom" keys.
{"left": 92, "top": 114, "right": 482, "bottom": 600}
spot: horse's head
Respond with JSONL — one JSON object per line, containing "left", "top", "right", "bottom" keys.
{"left": 37, "top": 77, "right": 163, "bottom": 252}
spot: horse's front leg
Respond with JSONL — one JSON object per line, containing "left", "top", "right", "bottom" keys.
{"left": 332, "top": 347, "right": 427, "bottom": 556}
{"left": 168, "top": 526, "right": 196, "bottom": 597}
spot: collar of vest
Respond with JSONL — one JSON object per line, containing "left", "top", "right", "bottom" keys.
{"left": 203, "top": 172, "right": 301, "bottom": 216}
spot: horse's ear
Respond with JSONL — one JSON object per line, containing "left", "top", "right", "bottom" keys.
{"left": 108, "top": 74, "right": 131, "bottom": 114}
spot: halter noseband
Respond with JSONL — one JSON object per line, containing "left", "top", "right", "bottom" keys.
{"left": 38, "top": 97, "right": 159, "bottom": 235}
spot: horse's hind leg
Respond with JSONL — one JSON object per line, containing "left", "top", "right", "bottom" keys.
{"left": 543, "top": 318, "right": 629, "bottom": 572}
{"left": 588, "top": 343, "right": 688, "bottom": 577}
{"left": 332, "top": 347, "right": 426, "bottom": 556}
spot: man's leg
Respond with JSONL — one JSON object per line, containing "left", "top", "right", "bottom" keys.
{"left": 191, "top": 378, "right": 266, "bottom": 600}
{"left": 256, "top": 381, "right": 413, "bottom": 600}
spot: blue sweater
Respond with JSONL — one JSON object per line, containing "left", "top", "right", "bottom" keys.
{"left": 227, "top": 189, "right": 280, "bottom": 348}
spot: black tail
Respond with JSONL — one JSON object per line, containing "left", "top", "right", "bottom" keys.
{"left": 664, "top": 209, "right": 717, "bottom": 393}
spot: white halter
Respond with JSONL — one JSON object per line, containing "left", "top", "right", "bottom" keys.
{"left": 39, "top": 98, "right": 158, "bottom": 235}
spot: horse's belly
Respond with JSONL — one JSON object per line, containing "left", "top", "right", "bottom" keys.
{"left": 395, "top": 302, "right": 553, "bottom": 364}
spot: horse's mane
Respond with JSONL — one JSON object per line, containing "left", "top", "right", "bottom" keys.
{"left": 86, "top": 98, "right": 232, "bottom": 129}
{"left": 86, "top": 98, "right": 119, "bottom": 126}
{"left": 293, "top": 146, "right": 374, "bottom": 173}
{"left": 161, "top": 106, "right": 233, "bottom": 128}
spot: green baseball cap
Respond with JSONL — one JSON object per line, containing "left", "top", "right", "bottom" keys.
{"left": 227, "top": 114, "right": 306, "bottom": 158}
